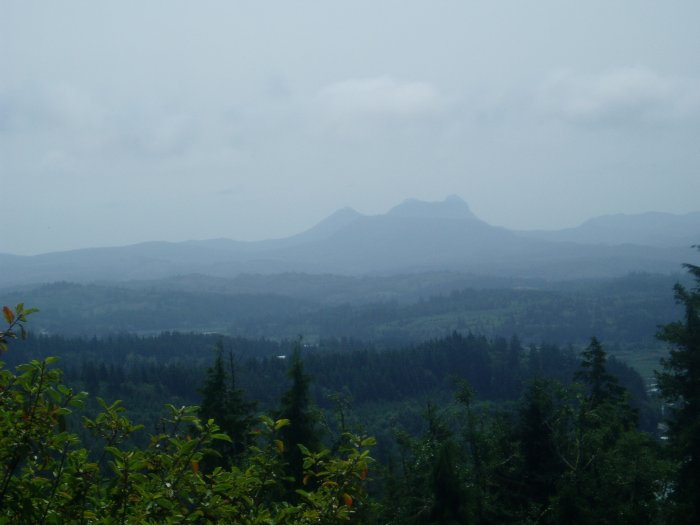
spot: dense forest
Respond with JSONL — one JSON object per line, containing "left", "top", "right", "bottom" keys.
{"left": 0, "top": 272, "right": 684, "bottom": 346}
{"left": 1, "top": 256, "right": 699, "bottom": 523}
{"left": 4, "top": 330, "right": 655, "bottom": 443}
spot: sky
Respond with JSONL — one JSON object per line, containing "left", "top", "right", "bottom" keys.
{"left": 2, "top": 1, "right": 700, "bottom": 255}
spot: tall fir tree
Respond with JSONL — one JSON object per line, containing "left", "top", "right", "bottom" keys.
{"left": 516, "top": 378, "right": 564, "bottom": 517}
{"left": 656, "top": 249, "right": 700, "bottom": 524}
{"left": 544, "top": 337, "right": 666, "bottom": 525}
{"left": 575, "top": 337, "right": 625, "bottom": 408}
{"left": 278, "top": 342, "right": 320, "bottom": 488}
{"left": 199, "top": 341, "right": 256, "bottom": 470}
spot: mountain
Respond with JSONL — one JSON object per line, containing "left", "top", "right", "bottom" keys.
{"left": 0, "top": 196, "right": 696, "bottom": 288}
{"left": 518, "top": 211, "right": 700, "bottom": 247}
{"left": 290, "top": 206, "right": 364, "bottom": 243}
{"left": 386, "top": 194, "right": 479, "bottom": 220}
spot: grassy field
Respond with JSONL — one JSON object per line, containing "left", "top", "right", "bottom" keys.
{"left": 613, "top": 344, "right": 669, "bottom": 384}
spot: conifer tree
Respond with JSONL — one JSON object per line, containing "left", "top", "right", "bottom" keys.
{"left": 543, "top": 337, "right": 666, "bottom": 524}
{"left": 278, "top": 342, "right": 320, "bottom": 488}
{"left": 656, "top": 249, "right": 700, "bottom": 523}
{"left": 517, "top": 379, "right": 563, "bottom": 514}
{"left": 575, "top": 337, "right": 625, "bottom": 408}
{"left": 428, "top": 435, "right": 469, "bottom": 524}
{"left": 199, "top": 341, "right": 256, "bottom": 469}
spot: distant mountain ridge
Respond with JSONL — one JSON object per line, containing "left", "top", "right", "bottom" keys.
{"left": 0, "top": 196, "right": 697, "bottom": 288}
{"left": 519, "top": 211, "right": 700, "bottom": 247}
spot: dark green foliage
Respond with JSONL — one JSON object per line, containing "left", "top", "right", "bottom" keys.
{"left": 656, "top": 250, "right": 700, "bottom": 523}
{"left": 8, "top": 327, "right": 657, "bottom": 457}
{"left": 379, "top": 340, "right": 670, "bottom": 525}
{"left": 0, "top": 358, "right": 374, "bottom": 524}
{"left": 278, "top": 343, "right": 321, "bottom": 488}
{"left": 576, "top": 337, "right": 626, "bottom": 408}
{"left": 366, "top": 334, "right": 667, "bottom": 524}
{"left": 516, "top": 379, "right": 563, "bottom": 513}
{"left": 198, "top": 341, "right": 256, "bottom": 469}
{"left": 382, "top": 405, "right": 473, "bottom": 525}
{"left": 2, "top": 259, "right": 691, "bottom": 525}
{"left": 539, "top": 341, "right": 667, "bottom": 524}
{"left": 0, "top": 309, "right": 376, "bottom": 524}
{"left": 428, "top": 440, "right": 468, "bottom": 525}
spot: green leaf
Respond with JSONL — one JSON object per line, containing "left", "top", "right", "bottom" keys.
{"left": 274, "top": 418, "right": 291, "bottom": 430}
{"left": 104, "top": 446, "right": 123, "bottom": 459}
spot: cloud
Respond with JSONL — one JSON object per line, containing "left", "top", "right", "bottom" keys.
{"left": 0, "top": 81, "right": 236, "bottom": 170}
{"left": 318, "top": 76, "right": 445, "bottom": 121}
{"left": 536, "top": 67, "right": 700, "bottom": 126}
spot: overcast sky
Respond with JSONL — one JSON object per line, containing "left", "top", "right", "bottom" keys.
{"left": 2, "top": 1, "right": 699, "bottom": 255}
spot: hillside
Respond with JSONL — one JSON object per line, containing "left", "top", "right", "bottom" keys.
{"left": 0, "top": 272, "right": 684, "bottom": 348}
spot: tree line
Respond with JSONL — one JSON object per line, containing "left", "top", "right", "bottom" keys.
{"left": 1, "top": 251, "right": 699, "bottom": 523}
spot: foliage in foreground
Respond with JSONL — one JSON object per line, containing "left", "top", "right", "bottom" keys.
{"left": 0, "top": 305, "right": 373, "bottom": 524}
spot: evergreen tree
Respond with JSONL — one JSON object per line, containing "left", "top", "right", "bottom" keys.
{"left": 199, "top": 346, "right": 228, "bottom": 424}
{"left": 278, "top": 342, "right": 320, "bottom": 488}
{"left": 516, "top": 379, "right": 564, "bottom": 517}
{"left": 199, "top": 341, "right": 256, "bottom": 469}
{"left": 381, "top": 403, "right": 473, "bottom": 525}
{"left": 543, "top": 338, "right": 666, "bottom": 525}
{"left": 428, "top": 436, "right": 470, "bottom": 525}
{"left": 225, "top": 351, "right": 257, "bottom": 458}
{"left": 575, "top": 338, "right": 623, "bottom": 405}
{"left": 656, "top": 249, "right": 700, "bottom": 523}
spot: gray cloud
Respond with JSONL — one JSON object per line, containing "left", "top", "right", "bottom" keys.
{"left": 318, "top": 76, "right": 445, "bottom": 120}
{"left": 536, "top": 67, "right": 700, "bottom": 126}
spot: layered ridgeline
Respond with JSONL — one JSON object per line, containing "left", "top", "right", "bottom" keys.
{"left": 0, "top": 273, "right": 684, "bottom": 348}
{"left": 1, "top": 196, "right": 697, "bottom": 287}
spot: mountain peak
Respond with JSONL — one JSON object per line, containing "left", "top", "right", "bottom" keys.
{"left": 291, "top": 206, "right": 364, "bottom": 243}
{"left": 386, "top": 195, "right": 476, "bottom": 220}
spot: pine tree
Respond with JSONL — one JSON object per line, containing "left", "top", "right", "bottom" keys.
{"left": 199, "top": 346, "right": 228, "bottom": 425}
{"left": 517, "top": 379, "right": 563, "bottom": 513}
{"left": 278, "top": 342, "right": 320, "bottom": 488}
{"left": 575, "top": 337, "right": 625, "bottom": 408}
{"left": 537, "top": 336, "right": 669, "bottom": 525}
{"left": 224, "top": 351, "right": 257, "bottom": 458}
{"left": 656, "top": 249, "right": 700, "bottom": 523}
{"left": 199, "top": 341, "right": 256, "bottom": 469}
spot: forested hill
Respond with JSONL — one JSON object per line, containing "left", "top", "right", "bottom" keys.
{"left": 0, "top": 272, "right": 683, "bottom": 345}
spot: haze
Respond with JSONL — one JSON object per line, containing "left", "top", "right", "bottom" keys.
{"left": 2, "top": 1, "right": 700, "bottom": 255}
